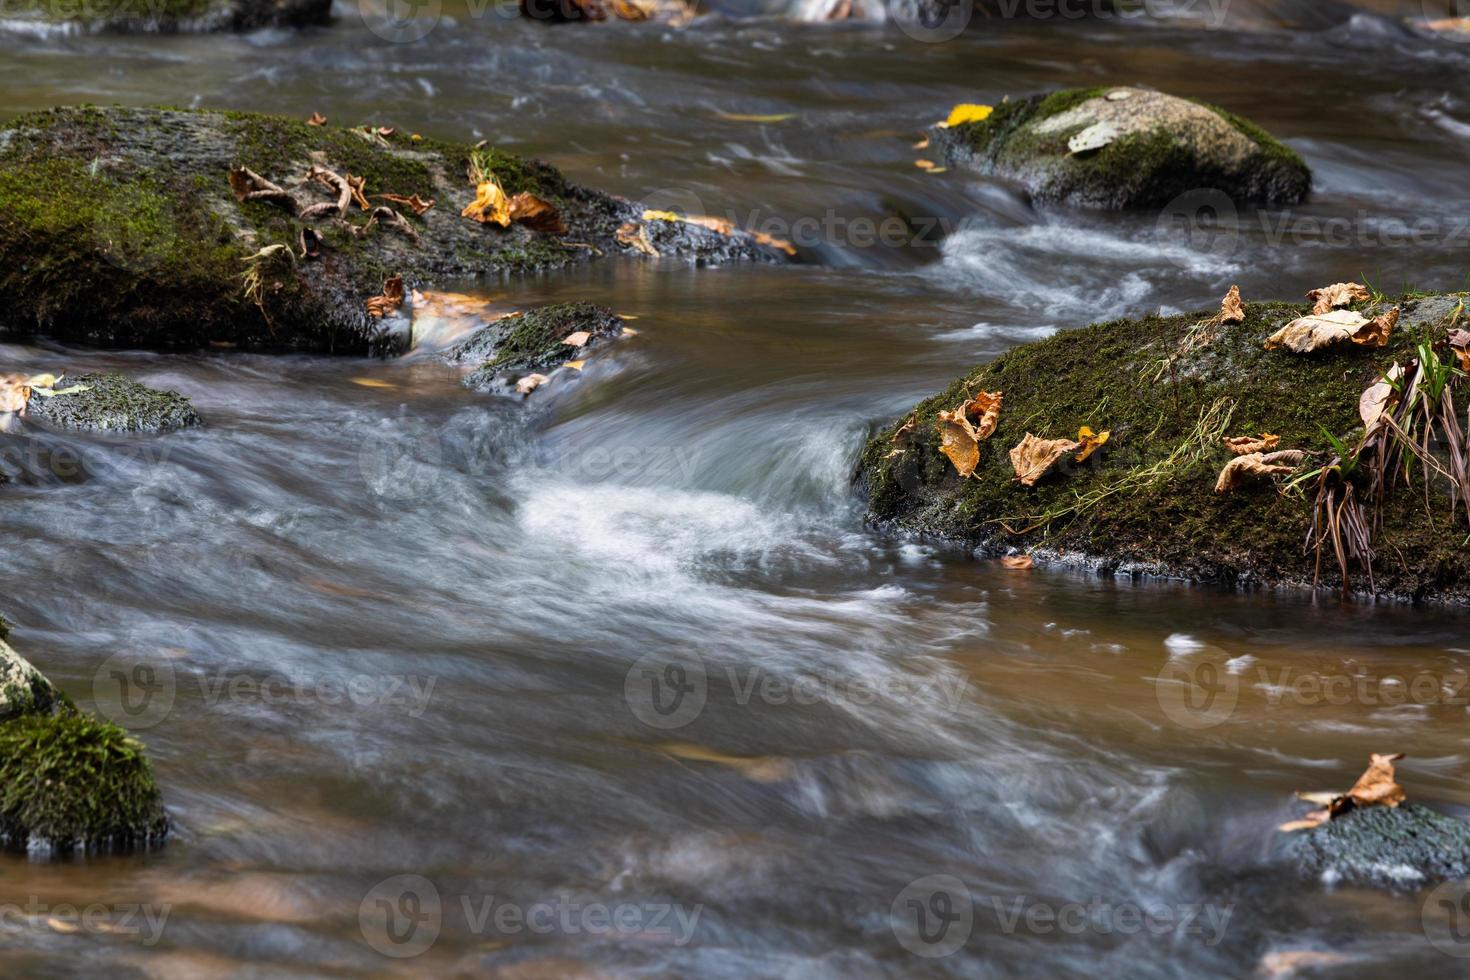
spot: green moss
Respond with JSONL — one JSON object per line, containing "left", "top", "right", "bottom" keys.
{"left": 10, "top": 0, "right": 213, "bottom": 22}
{"left": 1194, "top": 99, "right": 1307, "bottom": 172}
{"left": 463, "top": 302, "right": 622, "bottom": 374}
{"left": 26, "top": 373, "right": 200, "bottom": 433}
{"left": 863, "top": 294, "right": 1470, "bottom": 596}
{"left": 952, "top": 87, "right": 1106, "bottom": 156}
{"left": 0, "top": 707, "right": 167, "bottom": 852}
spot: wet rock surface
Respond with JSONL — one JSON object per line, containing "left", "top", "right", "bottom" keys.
{"left": 1288, "top": 804, "right": 1470, "bottom": 890}
{"left": 24, "top": 373, "right": 200, "bottom": 433}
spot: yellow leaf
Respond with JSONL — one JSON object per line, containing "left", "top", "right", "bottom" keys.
{"left": 620, "top": 327, "right": 639, "bottom": 336}
{"left": 942, "top": 103, "right": 993, "bottom": 128}
{"left": 617, "top": 314, "right": 639, "bottom": 321}
{"left": 565, "top": 360, "right": 586, "bottom": 371}
{"left": 935, "top": 390, "right": 1002, "bottom": 478}
{"left": 350, "top": 378, "right": 397, "bottom": 389}
{"left": 657, "top": 742, "right": 791, "bottom": 782}
{"left": 1074, "top": 426, "right": 1110, "bottom": 462}
{"left": 914, "top": 159, "right": 937, "bottom": 170}
{"left": 461, "top": 177, "right": 511, "bottom": 227}
{"left": 912, "top": 135, "right": 930, "bottom": 150}
{"left": 641, "top": 209, "right": 682, "bottom": 223}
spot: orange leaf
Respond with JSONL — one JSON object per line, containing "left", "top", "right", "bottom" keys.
{"left": 1223, "top": 433, "right": 1279, "bottom": 455}
{"left": 307, "top": 112, "right": 327, "bottom": 127}
{"left": 1219, "top": 284, "right": 1245, "bottom": 324}
{"left": 508, "top": 192, "right": 567, "bottom": 234}
{"left": 461, "top": 178, "right": 511, "bottom": 227}
{"left": 364, "top": 275, "right": 405, "bottom": 318}
{"left": 375, "top": 193, "right": 435, "bottom": 216}
{"left": 1009, "top": 433, "right": 1080, "bottom": 487}
{"left": 1001, "top": 555, "right": 1033, "bottom": 570}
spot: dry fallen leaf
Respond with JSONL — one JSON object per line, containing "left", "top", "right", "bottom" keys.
{"left": 936, "top": 391, "right": 1003, "bottom": 478}
{"left": 1449, "top": 328, "right": 1470, "bottom": 372}
{"left": 1279, "top": 752, "right": 1408, "bottom": 832}
{"left": 345, "top": 175, "right": 370, "bottom": 211}
{"left": 374, "top": 193, "right": 435, "bottom": 216}
{"left": 461, "top": 176, "right": 512, "bottom": 227}
{"left": 508, "top": 192, "right": 567, "bottom": 234}
{"left": 561, "top": 331, "right": 591, "bottom": 348}
{"left": 1001, "top": 554, "right": 1034, "bottom": 570}
{"left": 1074, "top": 425, "right": 1110, "bottom": 463}
{"left": 1220, "top": 284, "right": 1245, "bottom": 324}
{"left": 1010, "top": 433, "right": 1080, "bottom": 487}
{"left": 1359, "top": 363, "right": 1403, "bottom": 432}
{"left": 616, "top": 221, "right": 659, "bottom": 257}
{"left": 1264, "top": 307, "right": 1398, "bottom": 353}
{"left": 364, "top": 275, "right": 405, "bottom": 318}
{"left": 307, "top": 112, "right": 327, "bottom": 126}
{"left": 350, "top": 377, "right": 397, "bottom": 389}
{"left": 565, "top": 360, "right": 586, "bottom": 371}
{"left": 1213, "top": 449, "right": 1305, "bottom": 493}
{"left": 1306, "top": 281, "right": 1371, "bottom": 315}
{"left": 1223, "top": 433, "right": 1280, "bottom": 455}
{"left": 914, "top": 159, "right": 938, "bottom": 170}
{"left": 516, "top": 373, "right": 549, "bottom": 395}
{"left": 228, "top": 167, "right": 297, "bottom": 213}
{"left": 912, "top": 135, "right": 930, "bottom": 150}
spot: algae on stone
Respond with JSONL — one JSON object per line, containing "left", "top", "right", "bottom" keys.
{"left": 935, "top": 86, "right": 1310, "bottom": 210}
{"left": 858, "top": 293, "right": 1470, "bottom": 601}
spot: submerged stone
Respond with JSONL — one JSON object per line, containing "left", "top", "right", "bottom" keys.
{"left": 857, "top": 292, "right": 1470, "bottom": 602}
{"left": 25, "top": 373, "right": 201, "bottom": 433}
{"left": 1287, "top": 804, "right": 1470, "bottom": 890}
{"left": 0, "top": 106, "right": 783, "bottom": 356}
{"left": 933, "top": 86, "right": 1311, "bottom": 210}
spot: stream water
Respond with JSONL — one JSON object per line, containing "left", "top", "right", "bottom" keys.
{"left": 4, "top": 5, "right": 1470, "bottom": 977}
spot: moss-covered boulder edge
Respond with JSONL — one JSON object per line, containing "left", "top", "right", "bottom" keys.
{"left": 0, "top": 106, "right": 782, "bottom": 356}
{"left": 445, "top": 302, "right": 630, "bottom": 392}
{"left": 858, "top": 292, "right": 1470, "bottom": 603}
{"left": 933, "top": 87, "right": 1310, "bottom": 210}
{"left": 25, "top": 373, "right": 201, "bottom": 433}
{"left": 0, "top": 634, "right": 167, "bottom": 854}
{"left": 0, "top": 0, "right": 329, "bottom": 35}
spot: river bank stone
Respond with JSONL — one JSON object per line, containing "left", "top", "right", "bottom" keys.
{"left": 0, "top": 0, "right": 330, "bottom": 35}
{"left": 25, "top": 373, "right": 201, "bottom": 433}
{"left": 0, "top": 635, "right": 168, "bottom": 853}
{"left": 1288, "top": 804, "right": 1470, "bottom": 889}
{"left": 446, "top": 302, "right": 630, "bottom": 391}
{"left": 932, "top": 87, "right": 1310, "bottom": 210}
{"left": 0, "top": 106, "right": 782, "bottom": 356}
{"left": 857, "top": 292, "right": 1470, "bottom": 602}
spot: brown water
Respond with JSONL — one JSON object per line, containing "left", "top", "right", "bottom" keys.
{"left": 4, "top": 7, "right": 1470, "bottom": 977}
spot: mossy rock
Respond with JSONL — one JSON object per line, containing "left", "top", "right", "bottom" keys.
{"left": 446, "top": 302, "right": 629, "bottom": 391}
{"left": 1286, "top": 803, "right": 1470, "bottom": 890}
{"left": 0, "top": 638, "right": 60, "bottom": 722}
{"left": 0, "top": 635, "right": 167, "bottom": 854}
{"left": 24, "top": 373, "right": 200, "bottom": 433}
{"left": 934, "top": 87, "right": 1310, "bottom": 210}
{"left": 0, "top": 0, "right": 329, "bottom": 34}
{"left": 0, "top": 106, "right": 781, "bottom": 356}
{"left": 858, "top": 292, "right": 1470, "bottom": 602}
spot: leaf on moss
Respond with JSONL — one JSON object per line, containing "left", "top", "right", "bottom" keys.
{"left": 937, "top": 418, "right": 980, "bottom": 477}
{"left": 461, "top": 177, "right": 512, "bottom": 227}
{"left": 1450, "top": 328, "right": 1470, "bottom": 372}
{"left": 507, "top": 192, "right": 567, "bottom": 234}
{"left": 1223, "top": 433, "right": 1279, "bottom": 455}
{"left": 561, "top": 331, "right": 591, "bottom": 348}
{"left": 1009, "top": 432, "right": 1079, "bottom": 487}
{"left": 345, "top": 174, "right": 371, "bottom": 211}
{"left": 886, "top": 413, "right": 917, "bottom": 458}
{"left": 942, "top": 103, "right": 993, "bottom": 127}
{"left": 228, "top": 167, "right": 297, "bottom": 214}
{"left": 1213, "top": 449, "right": 1305, "bottom": 493}
{"left": 365, "top": 276, "right": 405, "bottom": 318}
{"left": 1359, "top": 363, "right": 1403, "bottom": 432}
{"left": 616, "top": 222, "right": 659, "bottom": 256}
{"left": 376, "top": 193, "right": 435, "bottom": 216}
{"left": 1264, "top": 307, "right": 1398, "bottom": 353}
{"left": 1279, "top": 752, "right": 1407, "bottom": 832}
{"left": 1220, "top": 284, "right": 1245, "bottom": 324}
{"left": 1306, "top": 281, "right": 1371, "bottom": 315}
{"left": 307, "top": 112, "right": 327, "bottom": 126}
{"left": 1075, "top": 426, "right": 1110, "bottom": 462}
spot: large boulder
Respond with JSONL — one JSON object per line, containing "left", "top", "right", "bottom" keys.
{"left": 0, "top": 0, "right": 330, "bottom": 35}
{"left": 0, "top": 107, "right": 783, "bottom": 356}
{"left": 1287, "top": 804, "right": 1470, "bottom": 890}
{"left": 24, "top": 373, "right": 201, "bottom": 434}
{"left": 933, "top": 87, "right": 1310, "bottom": 210}
{"left": 857, "top": 292, "right": 1470, "bottom": 602}
{"left": 0, "top": 635, "right": 168, "bottom": 853}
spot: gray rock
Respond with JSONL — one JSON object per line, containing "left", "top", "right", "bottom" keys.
{"left": 446, "top": 302, "right": 629, "bottom": 392}
{"left": 1288, "top": 803, "right": 1470, "bottom": 890}
{"left": 0, "top": 637, "right": 60, "bottom": 722}
{"left": 933, "top": 86, "right": 1311, "bottom": 210}
{"left": 25, "top": 373, "right": 200, "bottom": 434}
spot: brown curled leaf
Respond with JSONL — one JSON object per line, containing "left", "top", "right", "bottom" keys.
{"left": 375, "top": 193, "right": 435, "bottom": 216}
{"left": 365, "top": 275, "right": 405, "bottom": 318}
{"left": 1219, "top": 284, "right": 1245, "bottom": 324}
{"left": 1306, "top": 281, "right": 1371, "bottom": 315}
{"left": 508, "top": 192, "right": 568, "bottom": 235}
{"left": 1213, "top": 449, "right": 1306, "bottom": 494}
{"left": 1223, "top": 433, "right": 1279, "bottom": 455}
{"left": 1009, "top": 432, "right": 1080, "bottom": 487}
{"left": 227, "top": 167, "right": 298, "bottom": 215}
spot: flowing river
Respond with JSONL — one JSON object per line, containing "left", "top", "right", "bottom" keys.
{"left": 3, "top": 5, "right": 1470, "bottom": 976}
